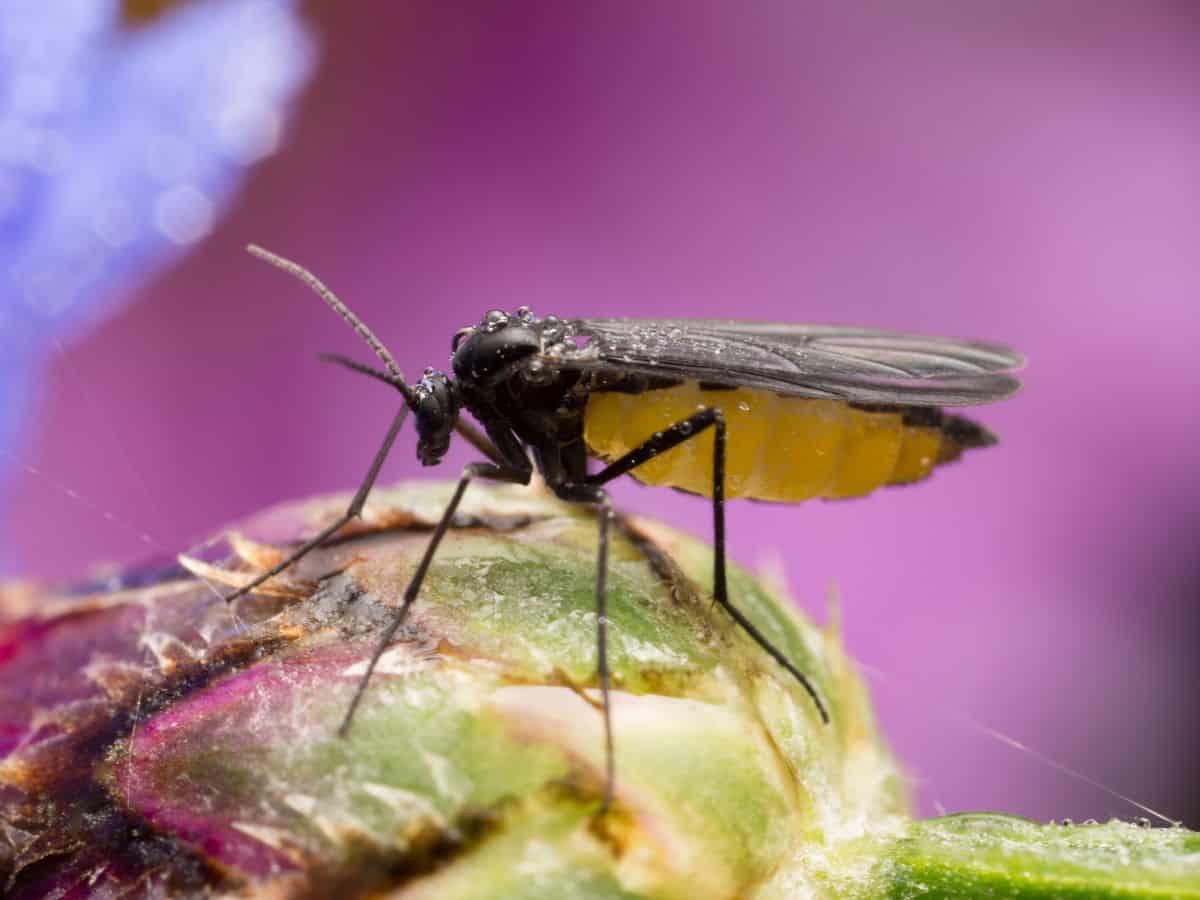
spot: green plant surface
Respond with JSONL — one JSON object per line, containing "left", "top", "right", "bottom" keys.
{"left": 1, "top": 480, "right": 1195, "bottom": 898}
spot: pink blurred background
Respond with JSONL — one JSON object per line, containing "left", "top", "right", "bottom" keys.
{"left": 6, "top": 4, "right": 1199, "bottom": 826}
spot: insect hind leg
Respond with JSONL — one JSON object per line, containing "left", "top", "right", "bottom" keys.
{"left": 583, "top": 407, "right": 830, "bottom": 725}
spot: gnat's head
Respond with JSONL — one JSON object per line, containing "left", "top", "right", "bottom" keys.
{"left": 412, "top": 368, "right": 459, "bottom": 466}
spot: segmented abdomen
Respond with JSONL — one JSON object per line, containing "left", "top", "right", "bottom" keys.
{"left": 583, "top": 383, "right": 966, "bottom": 502}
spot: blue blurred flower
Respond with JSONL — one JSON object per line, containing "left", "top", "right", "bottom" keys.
{"left": 0, "top": 0, "right": 315, "bottom": 555}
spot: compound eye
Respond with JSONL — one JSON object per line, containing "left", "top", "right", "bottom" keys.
{"left": 481, "top": 309, "right": 509, "bottom": 333}
{"left": 451, "top": 327, "right": 474, "bottom": 352}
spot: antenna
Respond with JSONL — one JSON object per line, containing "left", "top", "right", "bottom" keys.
{"left": 246, "top": 244, "right": 416, "bottom": 406}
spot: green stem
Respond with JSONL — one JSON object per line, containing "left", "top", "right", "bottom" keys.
{"left": 854, "top": 814, "right": 1200, "bottom": 899}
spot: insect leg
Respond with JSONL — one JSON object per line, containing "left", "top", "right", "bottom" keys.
{"left": 338, "top": 460, "right": 532, "bottom": 737}
{"left": 585, "top": 408, "right": 830, "bottom": 724}
{"left": 223, "top": 405, "right": 410, "bottom": 605}
{"left": 553, "top": 482, "right": 616, "bottom": 812}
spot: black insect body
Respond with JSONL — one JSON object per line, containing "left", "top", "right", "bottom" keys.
{"left": 231, "top": 245, "right": 1024, "bottom": 811}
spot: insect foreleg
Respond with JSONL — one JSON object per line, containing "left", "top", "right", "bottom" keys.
{"left": 337, "top": 460, "right": 532, "bottom": 738}
{"left": 584, "top": 407, "right": 830, "bottom": 724}
{"left": 222, "top": 405, "right": 410, "bottom": 605}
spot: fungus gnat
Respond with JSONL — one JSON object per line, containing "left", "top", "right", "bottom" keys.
{"left": 227, "top": 244, "right": 1023, "bottom": 811}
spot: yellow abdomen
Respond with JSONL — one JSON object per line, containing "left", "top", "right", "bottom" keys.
{"left": 583, "top": 383, "right": 949, "bottom": 501}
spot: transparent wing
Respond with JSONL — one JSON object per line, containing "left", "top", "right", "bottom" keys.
{"left": 559, "top": 319, "right": 1024, "bottom": 407}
